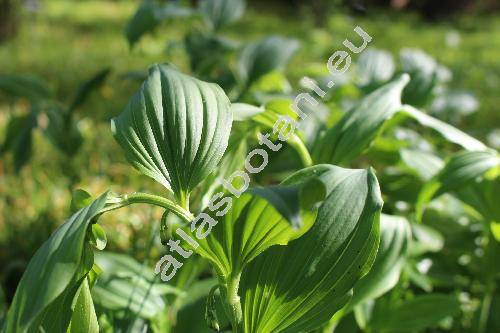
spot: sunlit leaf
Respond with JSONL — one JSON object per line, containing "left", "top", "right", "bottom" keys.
{"left": 239, "top": 165, "right": 382, "bottom": 332}
{"left": 68, "top": 279, "right": 99, "bottom": 333}
{"left": 3, "top": 193, "right": 110, "bottom": 333}
{"left": 401, "top": 104, "right": 487, "bottom": 151}
{"left": 357, "top": 48, "right": 395, "bottom": 90}
{"left": 313, "top": 74, "right": 409, "bottom": 165}
{"left": 111, "top": 65, "right": 233, "bottom": 202}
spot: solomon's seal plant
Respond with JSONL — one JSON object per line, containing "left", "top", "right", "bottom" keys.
{"left": 2, "top": 45, "right": 499, "bottom": 333}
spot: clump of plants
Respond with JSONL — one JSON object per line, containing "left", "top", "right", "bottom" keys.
{"left": 1, "top": 1, "right": 499, "bottom": 332}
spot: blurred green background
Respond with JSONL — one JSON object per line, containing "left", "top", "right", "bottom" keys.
{"left": 0, "top": 0, "right": 499, "bottom": 312}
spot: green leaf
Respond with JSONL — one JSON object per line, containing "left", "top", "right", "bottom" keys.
{"left": 400, "top": 48, "right": 442, "bottom": 107}
{"left": 243, "top": 99, "right": 313, "bottom": 167}
{"left": 89, "top": 224, "right": 107, "bottom": 251}
{"left": 237, "top": 36, "right": 299, "bottom": 90}
{"left": 2, "top": 192, "right": 110, "bottom": 333}
{"left": 205, "top": 286, "right": 221, "bottom": 331}
{"left": 92, "top": 252, "right": 181, "bottom": 319}
{"left": 185, "top": 31, "right": 236, "bottom": 77}
{"left": 44, "top": 106, "right": 83, "bottom": 156}
{"left": 409, "top": 223, "right": 444, "bottom": 256}
{"left": 231, "top": 103, "right": 264, "bottom": 121}
{"left": 68, "top": 279, "right": 99, "bottom": 333}
{"left": 400, "top": 148, "right": 444, "bottom": 181}
{"left": 370, "top": 294, "right": 460, "bottom": 332}
{"left": 416, "top": 150, "right": 500, "bottom": 221}
{"left": 238, "top": 165, "right": 382, "bottom": 332}
{"left": 70, "top": 189, "right": 93, "bottom": 214}
{"left": 0, "top": 74, "right": 50, "bottom": 102}
{"left": 111, "top": 64, "right": 233, "bottom": 202}
{"left": 125, "top": 2, "right": 193, "bottom": 47}
{"left": 313, "top": 74, "right": 409, "bottom": 165}
{"left": 357, "top": 48, "right": 395, "bottom": 90}
{"left": 347, "top": 214, "right": 411, "bottom": 311}
{"left": 125, "top": 2, "right": 160, "bottom": 47}
{"left": 0, "top": 111, "right": 37, "bottom": 172}
{"left": 401, "top": 104, "right": 487, "bottom": 151}
{"left": 69, "top": 67, "right": 111, "bottom": 112}
{"left": 189, "top": 184, "right": 322, "bottom": 279}
{"left": 201, "top": 0, "right": 246, "bottom": 31}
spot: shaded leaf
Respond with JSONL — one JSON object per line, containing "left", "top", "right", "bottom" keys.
{"left": 1, "top": 111, "right": 37, "bottom": 172}
{"left": 69, "top": 67, "right": 111, "bottom": 112}
{"left": 201, "top": 0, "right": 246, "bottom": 31}
{"left": 416, "top": 150, "right": 499, "bottom": 221}
{"left": 370, "top": 294, "right": 460, "bottom": 333}
{"left": 0, "top": 74, "right": 50, "bottom": 102}
{"left": 347, "top": 214, "right": 411, "bottom": 311}
{"left": 237, "top": 36, "right": 299, "bottom": 89}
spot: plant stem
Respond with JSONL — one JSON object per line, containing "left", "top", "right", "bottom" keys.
{"left": 289, "top": 135, "right": 313, "bottom": 167}
{"left": 478, "top": 291, "right": 492, "bottom": 333}
{"left": 102, "top": 192, "right": 194, "bottom": 223}
{"left": 226, "top": 272, "right": 243, "bottom": 332}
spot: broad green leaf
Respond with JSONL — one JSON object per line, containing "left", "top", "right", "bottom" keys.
{"left": 231, "top": 103, "right": 264, "bottom": 121}
{"left": 313, "top": 74, "right": 409, "bottom": 165}
{"left": 201, "top": 0, "right": 246, "bottom": 31}
{"left": 347, "top": 214, "right": 411, "bottom": 311}
{"left": 44, "top": 106, "right": 83, "bottom": 156}
{"left": 250, "top": 99, "right": 312, "bottom": 166}
{"left": 0, "top": 74, "right": 50, "bottom": 102}
{"left": 189, "top": 182, "right": 323, "bottom": 279}
{"left": 125, "top": 2, "right": 193, "bottom": 47}
{"left": 69, "top": 67, "right": 111, "bottom": 112}
{"left": 185, "top": 31, "right": 236, "bottom": 77}
{"left": 0, "top": 111, "right": 37, "bottom": 172}
{"left": 3, "top": 192, "right": 109, "bottom": 333}
{"left": 70, "top": 189, "right": 93, "bottom": 213}
{"left": 111, "top": 65, "right": 233, "bottom": 202}
{"left": 239, "top": 165, "right": 382, "bottom": 332}
{"left": 370, "top": 294, "right": 460, "bottom": 333}
{"left": 92, "top": 252, "right": 182, "bottom": 319}
{"left": 455, "top": 171, "right": 500, "bottom": 223}
{"left": 401, "top": 104, "right": 487, "bottom": 151}
{"left": 237, "top": 36, "right": 299, "bottom": 90}
{"left": 400, "top": 148, "right": 444, "bottom": 180}
{"left": 125, "top": 2, "right": 160, "bottom": 47}
{"left": 357, "top": 48, "right": 395, "bottom": 89}
{"left": 400, "top": 48, "right": 443, "bottom": 107}
{"left": 68, "top": 279, "right": 99, "bottom": 333}
{"left": 430, "top": 90, "right": 478, "bottom": 121}
{"left": 416, "top": 150, "right": 500, "bottom": 221}
{"left": 89, "top": 224, "right": 107, "bottom": 251}
{"left": 409, "top": 223, "right": 444, "bottom": 256}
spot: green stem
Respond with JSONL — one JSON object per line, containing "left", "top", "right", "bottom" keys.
{"left": 478, "top": 291, "right": 492, "bottom": 333}
{"left": 226, "top": 272, "right": 243, "bottom": 332}
{"left": 102, "top": 192, "right": 194, "bottom": 223}
{"left": 289, "top": 135, "right": 313, "bottom": 167}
